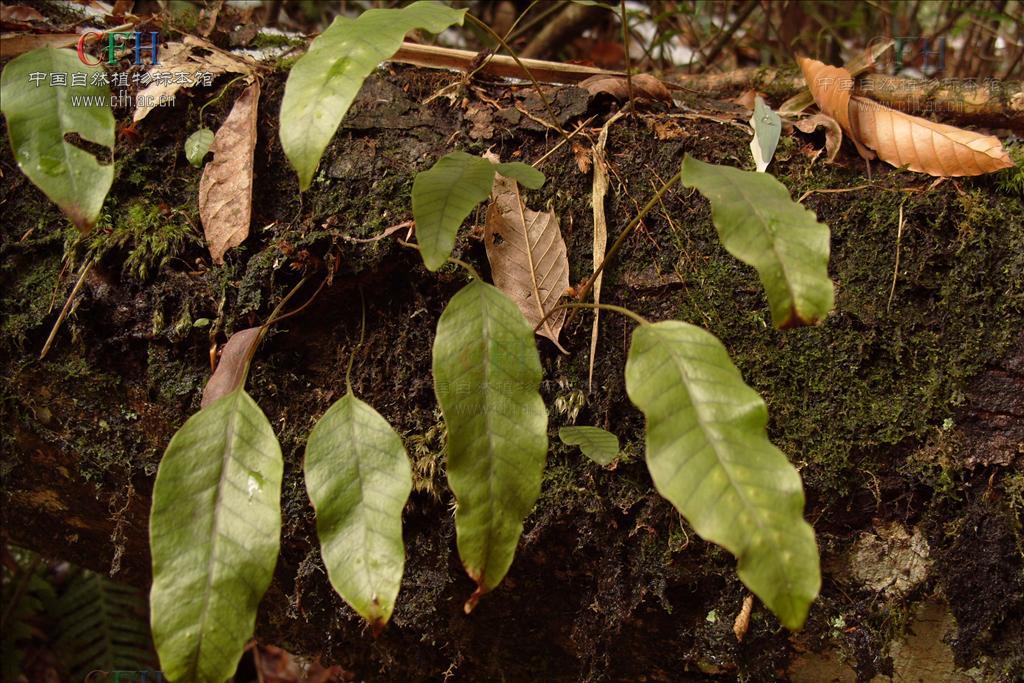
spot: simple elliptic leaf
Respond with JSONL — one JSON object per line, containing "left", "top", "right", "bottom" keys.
{"left": 432, "top": 280, "right": 547, "bottom": 611}
{"left": 185, "top": 128, "right": 215, "bottom": 167}
{"left": 413, "top": 151, "right": 545, "bottom": 271}
{"left": 749, "top": 95, "right": 781, "bottom": 173}
{"left": 681, "top": 154, "right": 833, "bottom": 328}
{"left": 625, "top": 321, "right": 820, "bottom": 629}
{"left": 150, "top": 388, "right": 283, "bottom": 683}
{"left": 304, "top": 392, "right": 412, "bottom": 631}
{"left": 559, "top": 426, "right": 619, "bottom": 465}
{"left": 0, "top": 47, "right": 114, "bottom": 231}
{"left": 280, "top": 1, "right": 466, "bottom": 190}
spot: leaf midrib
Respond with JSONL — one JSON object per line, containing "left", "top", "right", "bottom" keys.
{"left": 190, "top": 390, "right": 242, "bottom": 679}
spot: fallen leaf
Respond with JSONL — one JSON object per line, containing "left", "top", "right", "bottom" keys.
{"left": 799, "top": 57, "right": 1014, "bottom": 176}
{"left": 201, "top": 326, "right": 263, "bottom": 408}
{"left": 0, "top": 33, "right": 80, "bottom": 58}
{"left": 794, "top": 113, "right": 842, "bottom": 162}
{"left": 464, "top": 102, "right": 494, "bottom": 140}
{"left": 579, "top": 73, "right": 672, "bottom": 103}
{"left": 733, "top": 594, "right": 754, "bottom": 642}
{"left": 732, "top": 89, "right": 764, "bottom": 110}
{"left": 572, "top": 141, "right": 592, "bottom": 173}
{"left": 484, "top": 155, "right": 570, "bottom": 352}
{"left": 749, "top": 95, "right": 781, "bottom": 172}
{"left": 779, "top": 40, "right": 893, "bottom": 115}
{"left": 0, "top": 5, "right": 45, "bottom": 23}
{"left": 133, "top": 36, "right": 254, "bottom": 123}
{"left": 589, "top": 112, "right": 622, "bottom": 389}
{"left": 848, "top": 96, "right": 1014, "bottom": 176}
{"left": 199, "top": 80, "right": 259, "bottom": 264}
{"left": 647, "top": 118, "right": 688, "bottom": 140}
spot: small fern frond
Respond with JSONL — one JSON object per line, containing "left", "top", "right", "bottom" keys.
{"left": 55, "top": 570, "right": 156, "bottom": 678}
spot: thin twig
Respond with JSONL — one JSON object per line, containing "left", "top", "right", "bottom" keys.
{"left": 534, "top": 169, "right": 683, "bottom": 335}
{"left": 397, "top": 239, "right": 483, "bottom": 282}
{"left": 552, "top": 301, "right": 650, "bottom": 326}
{"left": 465, "top": 12, "right": 573, "bottom": 146}
{"left": 345, "top": 287, "right": 366, "bottom": 395}
{"left": 620, "top": 0, "right": 636, "bottom": 119}
{"left": 264, "top": 275, "right": 326, "bottom": 327}
{"left": 699, "top": 0, "right": 758, "bottom": 72}
{"left": 887, "top": 199, "right": 907, "bottom": 312}
{"left": 40, "top": 255, "right": 95, "bottom": 360}
{"left": 466, "top": 0, "right": 541, "bottom": 82}
{"left": 531, "top": 115, "right": 596, "bottom": 168}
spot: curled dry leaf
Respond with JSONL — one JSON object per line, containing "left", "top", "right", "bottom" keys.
{"left": 199, "top": 80, "right": 260, "bottom": 264}
{"left": 579, "top": 73, "right": 672, "bottom": 103}
{"left": 133, "top": 36, "right": 254, "bottom": 123}
{"left": 794, "top": 113, "right": 842, "bottom": 163}
{"left": 733, "top": 594, "right": 754, "bottom": 642}
{"left": 201, "top": 326, "right": 263, "bottom": 408}
{"left": 484, "top": 156, "right": 570, "bottom": 352}
{"left": 799, "top": 57, "right": 1014, "bottom": 176}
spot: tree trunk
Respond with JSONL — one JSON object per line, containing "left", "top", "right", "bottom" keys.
{"left": 2, "top": 66, "right": 1022, "bottom": 682}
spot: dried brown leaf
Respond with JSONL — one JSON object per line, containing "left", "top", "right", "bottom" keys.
{"left": 588, "top": 114, "right": 618, "bottom": 390}
{"left": 799, "top": 56, "right": 1013, "bottom": 176}
{"left": 201, "top": 326, "right": 262, "bottom": 408}
{"left": 848, "top": 96, "right": 1014, "bottom": 176}
{"left": 732, "top": 89, "right": 764, "bottom": 111}
{"left": 133, "top": 36, "right": 253, "bottom": 123}
{"left": 483, "top": 157, "right": 570, "bottom": 353}
{"left": 572, "top": 141, "right": 592, "bottom": 174}
{"left": 794, "top": 113, "right": 842, "bottom": 163}
{"left": 579, "top": 73, "right": 672, "bottom": 103}
{"left": 0, "top": 5, "right": 45, "bottom": 23}
{"left": 0, "top": 33, "right": 79, "bottom": 58}
{"left": 733, "top": 594, "right": 754, "bottom": 642}
{"left": 464, "top": 102, "right": 494, "bottom": 141}
{"left": 199, "top": 81, "right": 259, "bottom": 264}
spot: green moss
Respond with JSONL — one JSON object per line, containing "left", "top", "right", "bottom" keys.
{"left": 146, "top": 345, "right": 205, "bottom": 405}
{"left": 86, "top": 200, "right": 200, "bottom": 281}
{"left": 251, "top": 32, "right": 304, "bottom": 50}
{"left": 995, "top": 142, "right": 1024, "bottom": 197}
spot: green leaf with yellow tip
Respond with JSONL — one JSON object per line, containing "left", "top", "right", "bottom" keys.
{"left": 625, "top": 320, "right": 820, "bottom": 629}
{"left": 304, "top": 392, "right": 412, "bottom": 632}
{"left": 0, "top": 47, "right": 114, "bottom": 231}
{"left": 681, "top": 154, "right": 833, "bottom": 328}
{"left": 432, "top": 280, "right": 547, "bottom": 610}
{"left": 280, "top": 1, "right": 466, "bottom": 190}
{"left": 150, "top": 388, "right": 283, "bottom": 683}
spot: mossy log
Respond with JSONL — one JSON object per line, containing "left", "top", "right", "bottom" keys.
{"left": 2, "top": 66, "right": 1022, "bottom": 682}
